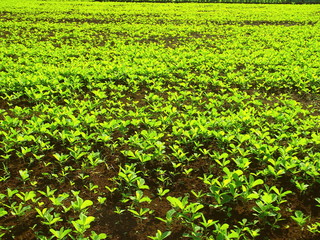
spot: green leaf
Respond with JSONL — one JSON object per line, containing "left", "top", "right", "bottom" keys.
{"left": 247, "top": 193, "right": 259, "bottom": 199}
{"left": 0, "top": 208, "right": 8, "bottom": 217}
{"left": 81, "top": 200, "right": 93, "bottom": 210}
{"left": 229, "top": 230, "right": 240, "bottom": 238}
{"left": 251, "top": 179, "right": 264, "bottom": 188}
{"left": 166, "top": 196, "right": 186, "bottom": 210}
{"left": 261, "top": 193, "right": 275, "bottom": 204}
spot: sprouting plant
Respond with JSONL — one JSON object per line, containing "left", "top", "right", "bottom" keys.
{"left": 170, "top": 145, "right": 188, "bottom": 162}
{"left": 18, "top": 169, "right": 30, "bottom": 183}
{"left": 68, "top": 146, "right": 87, "bottom": 161}
{"left": 269, "top": 186, "right": 292, "bottom": 205}
{"left": 122, "top": 150, "right": 152, "bottom": 164}
{"left": 6, "top": 188, "right": 18, "bottom": 199}
{"left": 212, "top": 152, "right": 230, "bottom": 167}
{"left": 199, "top": 213, "right": 217, "bottom": 229}
{"left": 253, "top": 192, "right": 282, "bottom": 228}
{"left": 85, "top": 183, "right": 99, "bottom": 193}
{"left": 16, "top": 191, "right": 38, "bottom": 203}
{"left": 157, "top": 187, "right": 170, "bottom": 198}
{"left": 156, "top": 169, "right": 170, "bottom": 187}
{"left": 49, "top": 193, "right": 69, "bottom": 207}
{"left": 7, "top": 202, "right": 31, "bottom": 217}
{"left": 78, "top": 173, "right": 90, "bottom": 181}
{"left": 129, "top": 190, "right": 152, "bottom": 207}
{"left": 36, "top": 207, "right": 63, "bottom": 226}
{"left": 90, "top": 231, "right": 108, "bottom": 240}
{"left": 307, "top": 221, "right": 320, "bottom": 234}
{"left": 105, "top": 185, "right": 117, "bottom": 194}
{"left": 183, "top": 167, "right": 193, "bottom": 176}
{"left": 114, "top": 206, "right": 125, "bottom": 215}
{"left": 128, "top": 207, "right": 153, "bottom": 221}
{"left": 212, "top": 222, "right": 240, "bottom": 240}
{"left": 294, "top": 181, "right": 309, "bottom": 194}
{"left": 0, "top": 208, "right": 8, "bottom": 218}
{"left": 53, "top": 153, "right": 70, "bottom": 166}
{"left": 156, "top": 209, "right": 176, "bottom": 227}
{"left": 97, "top": 196, "right": 107, "bottom": 205}
{"left": 70, "top": 195, "right": 93, "bottom": 213}
{"left": 232, "top": 156, "right": 251, "bottom": 170}
{"left": 148, "top": 230, "right": 172, "bottom": 240}
{"left": 237, "top": 218, "right": 260, "bottom": 238}
{"left": 191, "top": 190, "right": 206, "bottom": 202}
{"left": 291, "top": 210, "right": 309, "bottom": 227}
{"left": 241, "top": 175, "right": 264, "bottom": 201}
{"left": 71, "top": 213, "right": 95, "bottom": 237}
{"left": 136, "top": 178, "right": 150, "bottom": 190}
{"left": 166, "top": 196, "right": 204, "bottom": 223}
{"left": 87, "top": 151, "right": 104, "bottom": 167}
{"left": 49, "top": 227, "right": 72, "bottom": 240}
{"left": 116, "top": 163, "right": 144, "bottom": 191}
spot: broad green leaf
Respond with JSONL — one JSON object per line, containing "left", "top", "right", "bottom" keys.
{"left": 247, "top": 193, "right": 259, "bottom": 200}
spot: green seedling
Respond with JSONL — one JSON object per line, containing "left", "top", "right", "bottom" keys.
{"left": 0, "top": 208, "right": 8, "bottom": 218}
{"left": 114, "top": 206, "right": 125, "bottom": 215}
{"left": 50, "top": 193, "right": 69, "bottom": 207}
{"left": 307, "top": 222, "right": 320, "bottom": 234}
{"left": 53, "top": 153, "right": 70, "bottom": 165}
{"left": 90, "top": 231, "right": 108, "bottom": 240}
{"left": 85, "top": 183, "right": 99, "bottom": 192}
{"left": 200, "top": 213, "right": 217, "bottom": 229}
{"left": 294, "top": 181, "right": 309, "bottom": 194}
{"left": 18, "top": 169, "right": 30, "bottom": 183}
{"left": 50, "top": 227, "right": 72, "bottom": 239}
{"left": 16, "top": 191, "right": 38, "bottom": 203}
{"left": 129, "top": 190, "right": 152, "bottom": 206}
{"left": 8, "top": 202, "right": 31, "bottom": 217}
{"left": 105, "top": 186, "right": 117, "bottom": 194}
{"left": 128, "top": 207, "right": 153, "bottom": 220}
{"left": 97, "top": 196, "right": 107, "bottom": 204}
{"left": 36, "top": 207, "right": 62, "bottom": 226}
{"left": 157, "top": 187, "right": 170, "bottom": 198}
{"left": 212, "top": 223, "right": 240, "bottom": 240}
{"left": 253, "top": 192, "right": 282, "bottom": 228}
{"left": 148, "top": 230, "right": 171, "bottom": 240}
{"left": 238, "top": 218, "right": 260, "bottom": 238}
{"left": 156, "top": 209, "right": 176, "bottom": 227}
{"left": 71, "top": 213, "right": 95, "bottom": 236}
{"left": 191, "top": 190, "right": 206, "bottom": 202}
{"left": 291, "top": 210, "right": 309, "bottom": 227}
{"left": 7, "top": 188, "right": 18, "bottom": 199}
{"left": 71, "top": 195, "right": 93, "bottom": 212}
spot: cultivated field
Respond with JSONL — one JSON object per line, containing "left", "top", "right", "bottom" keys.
{"left": 1, "top": 1, "right": 320, "bottom": 239}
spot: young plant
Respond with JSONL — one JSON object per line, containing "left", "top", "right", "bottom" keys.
{"left": 148, "top": 230, "right": 171, "bottom": 240}
{"left": 291, "top": 210, "right": 309, "bottom": 227}
{"left": 18, "top": 169, "right": 30, "bottom": 183}
{"left": 129, "top": 190, "right": 152, "bottom": 207}
{"left": 157, "top": 187, "right": 170, "bottom": 198}
{"left": 36, "top": 207, "right": 62, "bottom": 226}
{"left": 70, "top": 195, "right": 93, "bottom": 213}
{"left": 71, "top": 213, "right": 95, "bottom": 237}
{"left": 7, "top": 202, "right": 31, "bottom": 217}
{"left": 253, "top": 192, "right": 282, "bottom": 228}
{"left": 156, "top": 209, "right": 176, "bottom": 227}
{"left": 128, "top": 207, "right": 153, "bottom": 221}
{"left": 50, "top": 227, "right": 72, "bottom": 240}
{"left": 38, "top": 186, "right": 57, "bottom": 198}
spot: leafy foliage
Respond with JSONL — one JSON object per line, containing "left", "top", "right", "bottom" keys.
{"left": 0, "top": 1, "right": 320, "bottom": 239}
